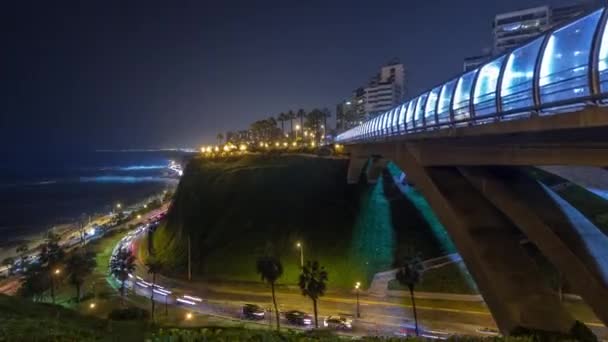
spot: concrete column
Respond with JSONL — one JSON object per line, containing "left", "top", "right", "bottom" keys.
{"left": 461, "top": 166, "right": 608, "bottom": 326}
{"left": 366, "top": 157, "right": 388, "bottom": 184}
{"left": 392, "top": 145, "right": 575, "bottom": 334}
{"left": 346, "top": 155, "right": 368, "bottom": 185}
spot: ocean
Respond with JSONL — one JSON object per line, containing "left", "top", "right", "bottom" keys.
{"left": 0, "top": 149, "right": 192, "bottom": 248}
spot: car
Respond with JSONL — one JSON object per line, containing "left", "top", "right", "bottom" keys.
{"left": 323, "top": 315, "right": 352, "bottom": 330}
{"left": 242, "top": 304, "right": 265, "bottom": 320}
{"left": 285, "top": 310, "right": 313, "bottom": 326}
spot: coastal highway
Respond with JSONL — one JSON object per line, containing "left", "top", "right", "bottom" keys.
{"left": 113, "top": 228, "right": 500, "bottom": 338}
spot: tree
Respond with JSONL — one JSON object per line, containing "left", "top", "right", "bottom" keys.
{"left": 18, "top": 263, "right": 51, "bottom": 301}
{"left": 287, "top": 110, "right": 296, "bottom": 137}
{"left": 110, "top": 248, "right": 136, "bottom": 304}
{"left": 216, "top": 133, "right": 224, "bottom": 145}
{"left": 296, "top": 109, "right": 306, "bottom": 132}
{"left": 256, "top": 255, "right": 283, "bottom": 330}
{"left": 66, "top": 251, "right": 96, "bottom": 302}
{"left": 2, "top": 257, "right": 15, "bottom": 276}
{"left": 145, "top": 255, "right": 163, "bottom": 321}
{"left": 298, "top": 260, "right": 328, "bottom": 328}
{"left": 277, "top": 112, "right": 288, "bottom": 137}
{"left": 396, "top": 255, "right": 424, "bottom": 336}
{"left": 16, "top": 243, "right": 29, "bottom": 268}
{"left": 321, "top": 108, "right": 331, "bottom": 143}
{"left": 40, "top": 232, "right": 65, "bottom": 304}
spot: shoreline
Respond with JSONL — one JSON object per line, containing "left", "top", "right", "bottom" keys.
{"left": 0, "top": 188, "right": 174, "bottom": 264}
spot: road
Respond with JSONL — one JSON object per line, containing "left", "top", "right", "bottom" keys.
{"left": 110, "top": 227, "right": 500, "bottom": 338}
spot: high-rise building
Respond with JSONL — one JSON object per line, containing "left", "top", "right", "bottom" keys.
{"left": 336, "top": 61, "right": 405, "bottom": 131}
{"left": 463, "top": 1, "right": 593, "bottom": 71}
{"left": 363, "top": 60, "right": 405, "bottom": 118}
{"left": 493, "top": 6, "right": 551, "bottom": 54}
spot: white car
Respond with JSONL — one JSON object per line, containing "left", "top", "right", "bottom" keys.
{"left": 323, "top": 315, "right": 352, "bottom": 330}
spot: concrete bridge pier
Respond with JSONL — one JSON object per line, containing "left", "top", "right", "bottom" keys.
{"left": 348, "top": 145, "right": 576, "bottom": 334}
{"left": 461, "top": 166, "right": 608, "bottom": 326}
{"left": 366, "top": 157, "right": 388, "bottom": 184}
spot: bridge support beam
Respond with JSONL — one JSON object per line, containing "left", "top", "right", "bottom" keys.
{"left": 349, "top": 145, "right": 576, "bottom": 334}
{"left": 461, "top": 166, "right": 608, "bottom": 326}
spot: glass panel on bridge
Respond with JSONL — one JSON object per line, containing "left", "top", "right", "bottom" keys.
{"left": 392, "top": 105, "right": 401, "bottom": 134}
{"left": 425, "top": 86, "right": 441, "bottom": 127}
{"left": 501, "top": 37, "right": 543, "bottom": 114}
{"left": 598, "top": 11, "right": 608, "bottom": 94}
{"left": 539, "top": 9, "right": 603, "bottom": 107}
{"left": 473, "top": 56, "right": 505, "bottom": 118}
{"left": 437, "top": 79, "right": 456, "bottom": 125}
{"left": 414, "top": 93, "right": 429, "bottom": 129}
{"left": 382, "top": 112, "right": 390, "bottom": 134}
{"left": 406, "top": 98, "right": 417, "bottom": 131}
{"left": 398, "top": 103, "right": 407, "bottom": 133}
{"left": 452, "top": 70, "right": 477, "bottom": 122}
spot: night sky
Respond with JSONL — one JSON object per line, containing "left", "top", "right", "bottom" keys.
{"left": 2, "top": 0, "right": 581, "bottom": 152}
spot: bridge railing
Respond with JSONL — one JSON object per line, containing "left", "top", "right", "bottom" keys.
{"left": 337, "top": 7, "right": 608, "bottom": 144}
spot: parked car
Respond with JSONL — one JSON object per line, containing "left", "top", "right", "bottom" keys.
{"left": 285, "top": 310, "right": 313, "bottom": 326}
{"left": 323, "top": 315, "right": 352, "bottom": 330}
{"left": 242, "top": 304, "right": 265, "bottom": 320}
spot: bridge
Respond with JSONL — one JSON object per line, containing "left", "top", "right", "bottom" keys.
{"left": 336, "top": 7, "right": 608, "bottom": 335}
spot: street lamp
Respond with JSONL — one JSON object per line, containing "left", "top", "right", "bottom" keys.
{"left": 116, "top": 203, "right": 121, "bottom": 209}
{"left": 89, "top": 302, "right": 96, "bottom": 309}
{"left": 51, "top": 268, "right": 61, "bottom": 304}
{"left": 185, "top": 312, "right": 193, "bottom": 320}
{"left": 295, "top": 124, "right": 301, "bottom": 140}
{"left": 296, "top": 242, "right": 304, "bottom": 268}
{"left": 355, "top": 282, "right": 361, "bottom": 318}
{"left": 137, "top": 214, "right": 142, "bottom": 220}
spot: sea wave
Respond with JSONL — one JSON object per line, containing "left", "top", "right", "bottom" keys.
{"left": 79, "top": 176, "right": 175, "bottom": 183}
{"left": 98, "top": 165, "right": 167, "bottom": 171}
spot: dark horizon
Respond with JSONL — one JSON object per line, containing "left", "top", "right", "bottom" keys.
{"left": 2, "top": 0, "right": 585, "bottom": 152}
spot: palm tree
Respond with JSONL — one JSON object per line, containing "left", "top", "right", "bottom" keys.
{"left": 256, "top": 255, "right": 283, "bottom": 330}
{"left": 277, "top": 112, "right": 288, "bottom": 137}
{"left": 321, "top": 108, "right": 331, "bottom": 143}
{"left": 296, "top": 109, "right": 306, "bottom": 132}
{"left": 16, "top": 243, "right": 29, "bottom": 267}
{"left": 145, "top": 255, "right": 163, "bottom": 321}
{"left": 298, "top": 260, "right": 328, "bottom": 328}
{"left": 110, "top": 248, "right": 136, "bottom": 304}
{"left": 216, "top": 133, "right": 224, "bottom": 145}
{"left": 287, "top": 110, "right": 296, "bottom": 137}
{"left": 66, "top": 251, "right": 96, "bottom": 302}
{"left": 396, "top": 255, "right": 424, "bottom": 336}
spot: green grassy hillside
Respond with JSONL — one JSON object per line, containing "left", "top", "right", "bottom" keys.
{"left": 151, "top": 155, "right": 451, "bottom": 289}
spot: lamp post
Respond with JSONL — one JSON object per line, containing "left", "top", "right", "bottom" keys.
{"left": 51, "top": 268, "right": 61, "bottom": 304}
{"left": 295, "top": 124, "right": 301, "bottom": 142}
{"left": 296, "top": 242, "right": 304, "bottom": 268}
{"left": 355, "top": 282, "right": 361, "bottom": 318}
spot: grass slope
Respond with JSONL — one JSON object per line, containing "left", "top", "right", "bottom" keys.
{"left": 152, "top": 155, "right": 452, "bottom": 289}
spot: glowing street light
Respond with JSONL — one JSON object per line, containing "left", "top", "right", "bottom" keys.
{"left": 283, "top": 142, "right": 288, "bottom": 147}
{"left": 355, "top": 282, "right": 361, "bottom": 318}
{"left": 137, "top": 214, "right": 142, "bottom": 220}
{"left": 214, "top": 146, "right": 219, "bottom": 152}
{"left": 144, "top": 204, "right": 147, "bottom": 209}
{"left": 185, "top": 312, "right": 193, "bottom": 320}
{"left": 116, "top": 203, "right": 122, "bottom": 209}
{"left": 89, "top": 302, "right": 96, "bottom": 309}
{"left": 296, "top": 242, "right": 304, "bottom": 268}
{"left": 275, "top": 142, "right": 280, "bottom": 147}
{"left": 54, "top": 268, "right": 61, "bottom": 275}
{"left": 295, "top": 125, "right": 301, "bottom": 130}
{"left": 292, "top": 142, "right": 297, "bottom": 147}
{"left": 239, "top": 144, "right": 247, "bottom": 151}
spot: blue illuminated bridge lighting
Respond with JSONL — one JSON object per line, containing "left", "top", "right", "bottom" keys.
{"left": 336, "top": 7, "right": 608, "bottom": 143}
